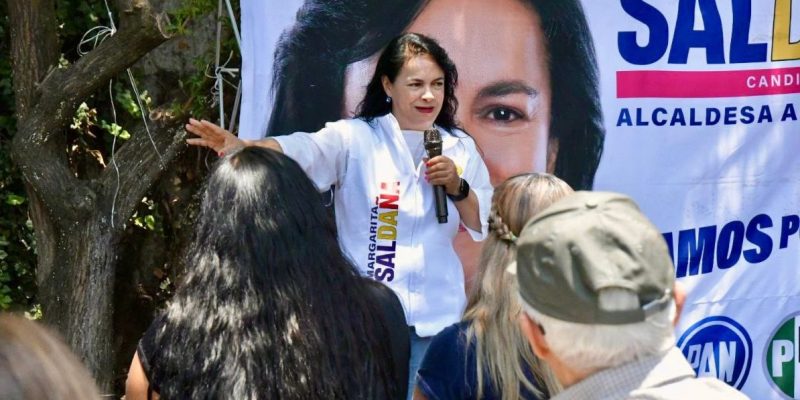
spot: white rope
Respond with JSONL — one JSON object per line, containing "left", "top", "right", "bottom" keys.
{"left": 78, "top": 26, "right": 113, "bottom": 55}
{"left": 227, "top": 80, "right": 242, "bottom": 133}
{"left": 77, "top": 0, "right": 163, "bottom": 228}
{"left": 108, "top": 81, "right": 121, "bottom": 229}
{"left": 103, "top": 0, "right": 117, "bottom": 31}
{"left": 212, "top": 0, "right": 242, "bottom": 132}
{"left": 224, "top": 0, "right": 242, "bottom": 50}
{"left": 127, "top": 68, "right": 165, "bottom": 168}
{"left": 215, "top": 0, "right": 225, "bottom": 125}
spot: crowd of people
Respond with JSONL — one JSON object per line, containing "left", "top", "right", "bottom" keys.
{"left": 1, "top": 29, "right": 749, "bottom": 400}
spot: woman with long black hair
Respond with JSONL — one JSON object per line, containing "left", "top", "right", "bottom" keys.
{"left": 125, "top": 147, "right": 408, "bottom": 399}
{"left": 186, "top": 33, "right": 493, "bottom": 396}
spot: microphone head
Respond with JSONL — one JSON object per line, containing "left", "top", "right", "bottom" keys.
{"left": 423, "top": 128, "right": 442, "bottom": 157}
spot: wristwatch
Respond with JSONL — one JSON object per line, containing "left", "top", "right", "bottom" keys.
{"left": 447, "top": 178, "right": 470, "bottom": 202}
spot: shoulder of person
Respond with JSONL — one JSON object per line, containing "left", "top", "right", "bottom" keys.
{"left": 325, "top": 117, "right": 380, "bottom": 139}
{"left": 322, "top": 117, "right": 359, "bottom": 132}
{"left": 417, "top": 321, "right": 474, "bottom": 397}
{"left": 437, "top": 125, "right": 467, "bottom": 138}
{"left": 441, "top": 126, "right": 478, "bottom": 148}
{"left": 361, "top": 279, "right": 406, "bottom": 318}
{"left": 361, "top": 277, "right": 394, "bottom": 298}
{"left": 691, "top": 377, "right": 751, "bottom": 399}
{"left": 428, "top": 320, "right": 472, "bottom": 351}
{"left": 136, "top": 312, "right": 169, "bottom": 392}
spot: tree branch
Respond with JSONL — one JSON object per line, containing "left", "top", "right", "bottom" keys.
{"left": 35, "top": 0, "right": 169, "bottom": 142}
{"left": 99, "top": 116, "right": 187, "bottom": 229}
{"left": 11, "top": 0, "right": 171, "bottom": 224}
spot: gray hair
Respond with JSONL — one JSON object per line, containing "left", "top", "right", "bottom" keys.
{"left": 521, "top": 288, "right": 675, "bottom": 375}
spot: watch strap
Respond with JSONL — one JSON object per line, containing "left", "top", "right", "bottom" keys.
{"left": 447, "top": 178, "right": 470, "bottom": 202}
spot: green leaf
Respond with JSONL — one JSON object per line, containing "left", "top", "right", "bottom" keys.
{"left": 0, "top": 295, "right": 12, "bottom": 310}
{"left": 0, "top": 250, "right": 7, "bottom": 260}
{"left": 5, "top": 193, "right": 25, "bottom": 206}
{"left": 99, "top": 120, "right": 131, "bottom": 140}
{"left": 25, "top": 304, "right": 42, "bottom": 320}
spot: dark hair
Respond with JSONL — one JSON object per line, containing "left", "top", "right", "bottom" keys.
{"left": 530, "top": 0, "right": 604, "bottom": 190}
{"left": 149, "top": 147, "right": 395, "bottom": 399}
{"left": 267, "top": 0, "right": 604, "bottom": 190}
{"left": 355, "top": 32, "right": 459, "bottom": 130}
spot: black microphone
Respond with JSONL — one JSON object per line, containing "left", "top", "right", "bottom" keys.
{"left": 424, "top": 129, "right": 447, "bottom": 224}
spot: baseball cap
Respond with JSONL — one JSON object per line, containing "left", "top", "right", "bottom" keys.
{"left": 511, "top": 191, "right": 674, "bottom": 325}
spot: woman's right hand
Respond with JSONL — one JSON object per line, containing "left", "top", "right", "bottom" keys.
{"left": 185, "top": 118, "right": 245, "bottom": 155}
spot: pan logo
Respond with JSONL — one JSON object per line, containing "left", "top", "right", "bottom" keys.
{"left": 677, "top": 316, "right": 752, "bottom": 390}
{"left": 766, "top": 313, "right": 800, "bottom": 398}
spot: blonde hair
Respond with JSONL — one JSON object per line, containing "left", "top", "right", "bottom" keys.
{"left": 463, "top": 173, "right": 573, "bottom": 400}
{"left": 0, "top": 314, "right": 102, "bottom": 400}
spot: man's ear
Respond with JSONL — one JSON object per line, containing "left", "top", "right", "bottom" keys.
{"left": 545, "top": 137, "right": 559, "bottom": 174}
{"left": 520, "top": 314, "right": 550, "bottom": 359}
{"left": 673, "top": 281, "right": 686, "bottom": 327}
{"left": 381, "top": 75, "right": 393, "bottom": 98}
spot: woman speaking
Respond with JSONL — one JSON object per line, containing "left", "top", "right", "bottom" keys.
{"left": 186, "top": 33, "right": 492, "bottom": 394}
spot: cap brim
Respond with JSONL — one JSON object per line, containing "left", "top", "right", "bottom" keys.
{"left": 505, "top": 261, "right": 517, "bottom": 276}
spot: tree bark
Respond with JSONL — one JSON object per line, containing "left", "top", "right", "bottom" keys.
{"left": 8, "top": 0, "right": 180, "bottom": 391}
{"left": 7, "top": 0, "right": 59, "bottom": 119}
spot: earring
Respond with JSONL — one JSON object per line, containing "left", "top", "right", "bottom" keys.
{"left": 386, "top": 96, "right": 392, "bottom": 104}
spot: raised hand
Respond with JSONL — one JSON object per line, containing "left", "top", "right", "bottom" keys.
{"left": 185, "top": 118, "right": 245, "bottom": 155}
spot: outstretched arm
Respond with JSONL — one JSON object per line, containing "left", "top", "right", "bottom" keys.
{"left": 185, "top": 118, "right": 282, "bottom": 155}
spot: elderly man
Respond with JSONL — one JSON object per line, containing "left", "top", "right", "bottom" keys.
{"left": 512, "top": 191, "right": 748, "bottom": 399}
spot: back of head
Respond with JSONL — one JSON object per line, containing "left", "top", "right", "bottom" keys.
{"left": 357, "top": 32, "right": 459, "bottom": 130}
{"left": 0, "top": 314, "right": 101, "bottom": 400}
{"left": 151, "top": 147, "right": 395, "bottom": 399}
{"left": 468, "top": 173, "right": 574, "bottom": 312}
{"left": 464, "top": 173, "right": 573, "bottom": 400}
{"left": 516, "top": 192, "right": 676, "bottom": 374}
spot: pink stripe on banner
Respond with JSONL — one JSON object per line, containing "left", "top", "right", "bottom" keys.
{"left": 617, "top": 67, "right": 800, "bottom": 98}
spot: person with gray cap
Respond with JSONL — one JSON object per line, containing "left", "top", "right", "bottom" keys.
{"left": 512, "top": 191, "right": 749, "bottom": 399}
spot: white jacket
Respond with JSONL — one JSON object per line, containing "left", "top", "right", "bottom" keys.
{"left": 274, "top": 113, "right": 492, "bottom": 336}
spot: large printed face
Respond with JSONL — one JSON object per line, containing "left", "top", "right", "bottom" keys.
{"left": 345, "top": 0, "right": 553, "bottom": 186}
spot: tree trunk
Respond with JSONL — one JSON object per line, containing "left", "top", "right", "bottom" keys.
{"left": 58, "top": 222, "right": 117, "bottom": 389}
{"left": 6, "top": 0, "right": 59, "bottom": 119}
{"left": 7, "top": 0, "right": 180, "bottom": 392}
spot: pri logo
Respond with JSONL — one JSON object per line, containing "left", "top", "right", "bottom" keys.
{"left": 677, "top": 316, "right": 752, "bottom": 390}
{"left": 766, "top": 313, "right": 800, "bottom": 398}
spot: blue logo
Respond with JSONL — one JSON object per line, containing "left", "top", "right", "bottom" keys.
{"left": 677, "top": 316, "right": 752, "bottom": 390}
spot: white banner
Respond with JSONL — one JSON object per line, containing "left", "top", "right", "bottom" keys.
{"left": 240, "top": 1, "right": 800, "bottom": 397}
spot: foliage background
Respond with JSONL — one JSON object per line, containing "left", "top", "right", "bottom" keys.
{"left": 1, "top": 0, "right": 240, "bottom": 393}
